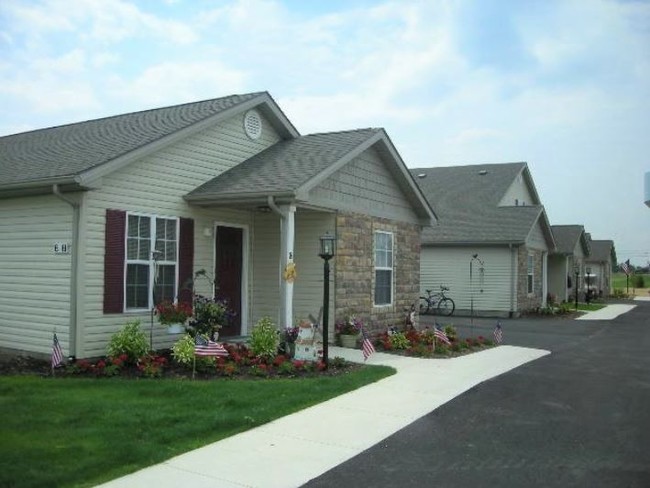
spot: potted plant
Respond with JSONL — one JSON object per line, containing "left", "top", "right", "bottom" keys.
{"left": 155, "top": 300, "right": 193, "bottom": 334}
{"left": 187, "top": 295, "right": 231, "bottom": 340}
{"left": 335, "top": 316, "right": 362, "bottom": 348}
{"left": 280, "top": 325, "right": 299, "bottom": 357}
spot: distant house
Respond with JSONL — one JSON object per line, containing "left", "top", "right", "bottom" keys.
{"left": 0, "top": 92, "right": 435, "bottom": 358}
{"left": 411, "top": 162, "right": 555, "bottom": 317}
{"left": 585, "top": 239, "right": 616, "bottom": 297}
{"left": 547, "top": 225, "right": 591, "bottom": 303}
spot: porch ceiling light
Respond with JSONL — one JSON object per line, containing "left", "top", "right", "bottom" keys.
{"left": 319, "top": 233, "right": 336, "bottom": 260}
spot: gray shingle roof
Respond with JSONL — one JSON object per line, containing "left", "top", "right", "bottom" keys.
{"left": 410, "top": 163, "right": 546, "bottom": 244}
{"left": 0, "top": 92, "right": 267, "bottom": 187}
{"left": 587, "top": 240, "right": 614, "bottom": 262}
{"left": 187, "top": 128, "right": 382, "bottom": 199}
{"left": 551, "top": 225, "right": 589, "bottom": 255}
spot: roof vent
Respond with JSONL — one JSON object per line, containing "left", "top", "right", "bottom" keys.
{"left": 243, "top": 110, "right": 262, "bottom": 140}
{"left": 478, "top": 170, "right": 488, "bottom": 175}
{"left": 417, "top": 173, "right": 427, "bottom": 179}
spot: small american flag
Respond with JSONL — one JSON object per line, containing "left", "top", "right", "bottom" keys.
{"left": 195, "top": 335, "right": 229, "bottom": 357}
{"left": 361, "top": 328, "right": 375, "bottom": 361}
{"left": 434, "top": 324, "right": 451, "bottom": 345}
{"left": 494, "top": 322, "right": 503, "bottom": 344}
{"left": 51, "top": 333, "right": 64, "bottom": 368}
{"left": 621, "top": 259, "right": 631, "bottom": 276}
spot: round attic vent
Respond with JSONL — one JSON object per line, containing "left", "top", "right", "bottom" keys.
{"left": 243, "top": 110, "right": 262, "bottom": 140}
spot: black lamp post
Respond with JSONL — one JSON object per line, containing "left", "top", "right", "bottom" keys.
{"left": 319, "top": 233, "right": 336, "bottom": 368}
{"left": 585, "top": 267, "right": 592, "bottom": 303}
{"left": 574, "top": 264, "right": 580, "bottom": 310}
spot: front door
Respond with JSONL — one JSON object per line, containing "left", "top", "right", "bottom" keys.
{"left": 215, "top": 226, "right": 243, "bottom": 336}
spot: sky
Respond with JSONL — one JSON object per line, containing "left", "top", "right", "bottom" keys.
{"left": 1, "top": 0, "right": 649, "bottom": 265}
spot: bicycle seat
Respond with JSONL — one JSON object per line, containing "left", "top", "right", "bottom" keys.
{"left": 440, "top": 286, "right": 449, "bottom": 291}
{"left": 425, "top": 289, "right": 432, "bottom": 294}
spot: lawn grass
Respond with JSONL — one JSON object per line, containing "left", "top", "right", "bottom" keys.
{"left": 0, "top": 366, "right": 394, "bottom": 488}
{"left": 612, "top": 272, "right": 649, "bottom": 290}
{"left": 576, "top": 302, "right": 606, "bottom": 312}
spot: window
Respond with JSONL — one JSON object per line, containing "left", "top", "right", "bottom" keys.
{"left": 125, "top": 214, "right": 178, "bottom": 310}
{"left": 374, "top": 231, "right": 393, "bottom": 306}
{"left": 527, "top": 253, "right": 534, "bottom": 294}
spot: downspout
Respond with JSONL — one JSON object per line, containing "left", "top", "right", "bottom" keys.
{"left": 52, "top": 184, "right": 79, "bottom": 359}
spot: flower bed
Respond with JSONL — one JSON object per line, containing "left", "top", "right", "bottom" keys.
{"left": 1, "top": 344, "right": 357, "bottom": 380}
{"left": 375, "top": 325, "right": 496, "bottom": 358}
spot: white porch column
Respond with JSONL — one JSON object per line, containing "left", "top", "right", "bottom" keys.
{"left": 279, "top": 205, "right": 296, "bottom": 328}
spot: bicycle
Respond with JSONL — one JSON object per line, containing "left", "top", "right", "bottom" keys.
{"left": 419, "top": 286, "right": 455, "bottom": 316}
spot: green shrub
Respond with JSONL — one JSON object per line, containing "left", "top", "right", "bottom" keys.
{"left": 612, "top": 288, "right": 628, "bottom": 299}
{"left": 171, "top": 334, "right": 195, "bottom": 366}
{"left": 248, "top": 316, "right": 280, "bottom": 359}
{"left": 444, "top": 325, "right": 457, "bottom": 341}
{"left": 106, "top": 320, "right": 148, "bottom": 363}
{"left": 634, "top": 275, "right": 645, "bottom": 288}
{"left": 390, "top": 332, "right": 410, "bottom": 350}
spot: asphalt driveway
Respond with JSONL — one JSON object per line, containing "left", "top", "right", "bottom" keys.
{"left": 304, "top": 301, "right": 650, "bottom": 488}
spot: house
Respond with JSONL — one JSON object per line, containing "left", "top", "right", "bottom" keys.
{"left": 584, "top": 238, "right": 616, "bottom": 297}
{"left": 0, "top": 92, "right": 436, "bottom": 358}
{"left": 410, "top": 162, "right": 555, "bottom": 317}
{"left": 547, "top": 225, "right": 591, "bottom": 303}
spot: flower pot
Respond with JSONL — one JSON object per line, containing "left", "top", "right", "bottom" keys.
{"left": 339, "top": 334, "right": 358, "bottom": 348}
{"left": 167, "top": 323, "right": 184, "bottom": 334}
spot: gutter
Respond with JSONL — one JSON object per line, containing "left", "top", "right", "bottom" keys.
{"left": 52, "top": 184, "right": 80, "bottom": 359}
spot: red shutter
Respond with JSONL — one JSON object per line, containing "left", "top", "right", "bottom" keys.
{"left": 104, "top": 209, "right": 126, "bottom": 313}
{"left": 178, "top": 218, "right": 194, "bottom": 306}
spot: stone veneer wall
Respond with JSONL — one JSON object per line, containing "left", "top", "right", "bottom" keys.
{"left": 335, "top": 211, "right": 421, "bottom": 334}
{"left": 517, "top": 246, "right": 544, "bottom": 311}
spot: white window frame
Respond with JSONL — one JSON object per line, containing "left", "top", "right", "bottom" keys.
{"left": 124, "top": 212, "right": 180, "bottom": 312}
{"left": 374, "top": 231, "right": 394, "bottom": 307}
{"left": 527, "top": 252, "right": 534, "bottom": 295}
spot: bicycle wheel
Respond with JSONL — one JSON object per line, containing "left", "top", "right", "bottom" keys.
{"left": 437, "top": 298, "right": 455, "bottom": 316}
{"left": 419, "top": 297, "right": 430, "bottom": 315}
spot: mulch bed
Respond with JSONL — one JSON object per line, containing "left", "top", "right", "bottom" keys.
{"left": 0, "top": 349, "right": 361, "bottom": 380}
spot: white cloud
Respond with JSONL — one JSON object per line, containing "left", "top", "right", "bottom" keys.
{"left": 107, "top": 60, "right": 248, "bottom": 108}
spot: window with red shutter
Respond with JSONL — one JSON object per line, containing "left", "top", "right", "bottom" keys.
{"left": 104, "top": 209, "right": 194, "bottom": 313}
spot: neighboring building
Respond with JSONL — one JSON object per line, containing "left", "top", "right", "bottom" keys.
{"left": 0, "top": 92, "right": 435, "bottom": 358}
{"left": 411, "top": 162, "right": 555, "bottom": 317}
{"left": 548, "top": 225, "right": 591, "bottom": 303}
{"left": 645, "top": 172, "right": 650, "bottom": 208}
{"left": 585, "top": 239, "right": 616, "bottom": 297}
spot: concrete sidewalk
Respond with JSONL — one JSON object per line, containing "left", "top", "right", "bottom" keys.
{"left": 98, "top": 345, "right": 549, "bottom": 488}
{"left": 575, "top": 304, "right": 636, "bottom": 320}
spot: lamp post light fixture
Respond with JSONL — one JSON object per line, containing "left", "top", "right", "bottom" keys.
{"left": 318, "top": 233, "right": 336, "bottom": 368}
{"left": 573, "top": 264, "right": 580, "bottom": 311}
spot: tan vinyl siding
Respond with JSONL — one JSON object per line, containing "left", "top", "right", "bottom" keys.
{"left": 80, "top": 111, "right": 281, "bottom": 357}
{"left": 420, "top": 246, "right": 512, "bottom": 313}
{"left": 548, "top": 255, "right": 568, "bottom": 302}
{"left": 526, "top": 219, "right": 549, "bottom": 251}
{"left": 251, "top": 212, "right": 281, "bottom": 325}
{"left": 309, "top": 147, "right": 420, "bottom": 225}
{"left": 250, "top": 209, "right": 336, "bottom": 331}
{"left": 293, "top": 210, "right": 336, "bottom": 330}
{"left": 499, "top": 173, "right": 535, "bottom": 206}
{"left": 0, "top": 195, "right": 72, "bottom": 354}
